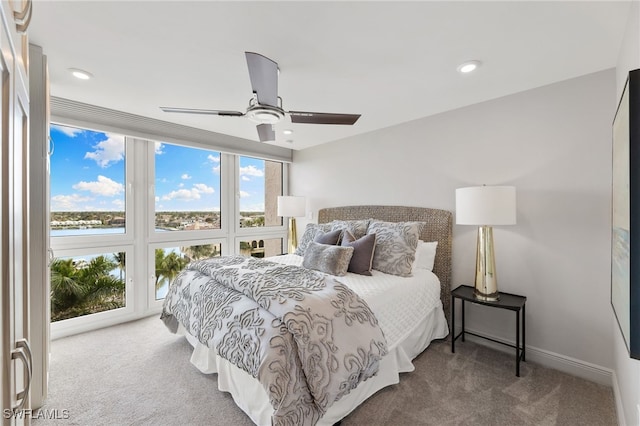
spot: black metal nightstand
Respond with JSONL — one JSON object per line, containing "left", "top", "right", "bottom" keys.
{"left": 451, "top": 285, "right": 527, "bottom": 376}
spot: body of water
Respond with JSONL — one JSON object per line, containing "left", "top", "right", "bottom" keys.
{"left": 51, "top": 227, "right": 126, "bottom": 237}
{"left": 51, "top": 227, "right": 171, "bottom": 237}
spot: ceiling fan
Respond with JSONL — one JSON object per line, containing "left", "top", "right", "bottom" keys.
{"left": 160, "top": 52, "right": 361, "bottom": 142}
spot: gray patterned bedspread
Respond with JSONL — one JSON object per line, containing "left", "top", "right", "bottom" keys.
{"left": 160, "top": 255, "right": 388, "bottom": 426}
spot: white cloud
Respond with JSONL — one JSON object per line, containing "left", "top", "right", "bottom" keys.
{"left": 208, "top": 155, "right": 221, "bottom": 174}
{"left": 51, "top": 124, "right": 83, "bottom": 138}
{"left": 239, "top": 165, "right": 264, "bottom": 178}
{"left": 84, "top": 134, "right": 125, "bottom": 168}
{"left": 193, "top": 183, "right": 214, "bottom": 194}
{"left": 181, "top": 174, "right": 191, "bottom": 180}
{"left": 72, "top": 175, "right": 124, "bottom": 197}
{"left": 112, "top": 199, "right": 124, "bottom": 209}
{"left": 155, "top": 196, "right": 160, "bottom": 202}
{"left": 239, "top": 191, "right": 250, "bottom": 198}
{"left": 155, "top": 142, "right": 165, "bottom": 155}
{"left": 178, "top": 183, "right": 184, "bottom": 188}
{"left": 241, "top": 176, "right": 250, "bottom": 182}
{"left": 161, "top": 188, "right": 201, "bottom": 202}
{"left": 160, "top": 183, "right": 215, "bottom": 202}
{"left": 51, "top": 194, "right": 94, "bottom": 210}
{"left": 241, "top": 203, "right": 265, "bottom": 212}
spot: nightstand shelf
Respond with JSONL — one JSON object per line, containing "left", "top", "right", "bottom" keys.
{"left": 451, "top": 285, "right": 527, "bottom": 376}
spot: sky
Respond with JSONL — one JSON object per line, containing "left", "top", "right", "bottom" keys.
{"left": 50, "top": 124, "right": 268, "bottom": 213}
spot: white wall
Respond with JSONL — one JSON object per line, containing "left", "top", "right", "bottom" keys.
{"left": 614, "top": 2, "right": 640, "bottom": 425}
{"left": 292, "top": 69, "right": 616, "bottom": 381}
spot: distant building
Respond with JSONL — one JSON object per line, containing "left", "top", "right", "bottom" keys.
{"left": 109, "top": 217, "right": 125, "bottom": 226}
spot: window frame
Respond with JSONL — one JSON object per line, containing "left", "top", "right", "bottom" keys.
{"left": 49, "top": 244, "right": 135, "bottom": 339}
{"left": 235, "top": 235, "right": 286, "bottom": 258}
{"left": 234, "top": 154, "right": 288, "bottom": 238}
{"left": 49, "top": 129, "right": 134, "bottom": 248}
{"left": 147, "top": 140, "right": 228, "bottom": 244}
{"left": 147, "top": 238, "right": 226, "bottom": 309}
{"left": 48, "top": 119, "right": 292, "bottom": 335}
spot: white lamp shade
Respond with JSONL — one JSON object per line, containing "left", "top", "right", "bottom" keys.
{"left": 455, "top": 186, "right": 516, "bottom": 225}
{"left": 277, "top": 196, "right": 306, "bottom": 217}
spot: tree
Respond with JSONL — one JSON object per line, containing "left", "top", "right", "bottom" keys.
{"left": 113, "top": 252, "right": 126, "bottom": 281}
{"left": 182, "top": 244, "right": 214, "bottom": 262}
{"left": 155, "top": 249, "right": 188, "bottom": 290}
{"left": 50, "top": 255, "right": 125, "bottom": 322}
{"left": 50, "top": 258, "right": 84, "bottom": 313}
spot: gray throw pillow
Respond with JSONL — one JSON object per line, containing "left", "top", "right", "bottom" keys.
{"left": 341, "top": 230, "right": 376, "bottom": 276}
{"left": 367, "top": 220, "right": 425, "bottom": 277}
{"left": 314, "top": 228, "right": 342, "bottom": 245}
{"left": 295, "top": 223, "right": 332, "bottom": 256}
{"left": 302, "top": 242, "right": 354, "bottom": 276}
{"left": 330, "top": 219, "right": 370, "bottom": 240}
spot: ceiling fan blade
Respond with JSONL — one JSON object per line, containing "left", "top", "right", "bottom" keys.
{"left": 256, "top": 123, "right": 275, "bottom": 142}
{"left": 160, "top": 107, "right": 244, "bottom": 117}
{"left": 245, "top": 52, "right": 278, "bottom": 107}
{"left": 288, "top": 111, "right": 361, "bottom": 125}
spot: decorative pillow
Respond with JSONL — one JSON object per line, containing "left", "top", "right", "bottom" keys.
{"left": 295, "top": 223, "right": 332, "bottom": 255}
{"left": 412, "top": 240, "right": 438, "bottom": 272}
{"left": 341, "top": 230, "right": 376, "bottom": 276}
{"left": 314, "top": 228, "right": 342, "bottom": 245}
{"left": 302, "top": 242, "right": 354, "bottom": 276}
{"left": 366, "top": 220, "right": 426, "bottom": 277}
{"left": 330, "top": 219, "right": 370, "bottom": 240}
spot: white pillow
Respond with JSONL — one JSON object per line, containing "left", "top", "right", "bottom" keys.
{"left": 413, "top": 240, "right": 438, "bottom": 272}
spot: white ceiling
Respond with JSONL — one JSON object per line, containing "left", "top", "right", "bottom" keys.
{"left": 29, "top": 1, "right": 631, "bottom": 150}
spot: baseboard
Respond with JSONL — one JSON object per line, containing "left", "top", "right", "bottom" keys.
{"left": 611, "top": 370, "right": 626, "bottom": 426}
{"left": 457, "top": 326, "right": 613, "bottom": 386}
{"left": 51, "top": 307, "right": 162, "bottom": 340}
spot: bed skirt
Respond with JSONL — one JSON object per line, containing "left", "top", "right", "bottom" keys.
{"left": 178, "top": 301, "right": 448, "bottom": 425}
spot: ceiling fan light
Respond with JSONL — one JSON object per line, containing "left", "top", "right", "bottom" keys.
{"left": 247, "top": 105, "right": 285, "bottom": 124}
{"left": 249, "top": 111, "right": 280, "bottom": 124}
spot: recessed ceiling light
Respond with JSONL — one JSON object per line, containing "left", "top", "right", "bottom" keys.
{"left": 69, "top": 68, "right": 93, "bottom": 80}
{"left": 283, "top": 129, "right": 293, "bottom": 135}
{"left": 457, "top": 60, "right": 482, "bottom": 74}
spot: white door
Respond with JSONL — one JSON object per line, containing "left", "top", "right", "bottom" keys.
{"left": 1, "top": 1, "right": 33, "bottom": 424}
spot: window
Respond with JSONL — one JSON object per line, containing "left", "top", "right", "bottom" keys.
{"left": 50, "top": 125, "right": 126, "bottom": 236}
{"left": 154, "top": 243, "right": 221, "bottom": 300}
{"left": 239, "top": 156, "right": 283, "bottom": 228}
{"left": 154, "top": 142, "right": 221, "bottom": 232}
{"left": 48, "top": 120, "right": 289, "bottom": 334}
{"left": 239, "top": 238, "right": 284, "bottom": 258}
{"left": 49, "top": 123, "right": 133, "bottom": 330}
{"left": 50, "top": 251, "right": 127, "bottom": 322}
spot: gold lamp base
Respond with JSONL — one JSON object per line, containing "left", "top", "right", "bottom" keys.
{"left": 287, "top": 217, "right": 298, "bottom": 254}
{"left": 474, "top": 226, "right": 500, "bottom": 301}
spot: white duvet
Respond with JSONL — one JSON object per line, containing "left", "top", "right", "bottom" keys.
{"left": 179, "top": 254, "right": 449, "bottom": 425}
{"left": 270, "top": 254, "right": 443, "bottom": 348}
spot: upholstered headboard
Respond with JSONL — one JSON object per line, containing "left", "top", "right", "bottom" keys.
{"left": 318, "top": 205, "right": 453, "bottom": 326}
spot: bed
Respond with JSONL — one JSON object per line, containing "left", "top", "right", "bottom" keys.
{"left": 161, "top": 205, "right": 452, "bottom": 425}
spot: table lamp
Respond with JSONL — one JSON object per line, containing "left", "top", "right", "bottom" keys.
{"left": 455, "top": 186, "right": 516, "bottom": 301}
{"left": 277, "top": 196, "right": 306, "bottom": 254}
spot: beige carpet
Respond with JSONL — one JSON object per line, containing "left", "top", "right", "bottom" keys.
{"left": 34, "top": 315, "right": 617, "bottom": 425}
